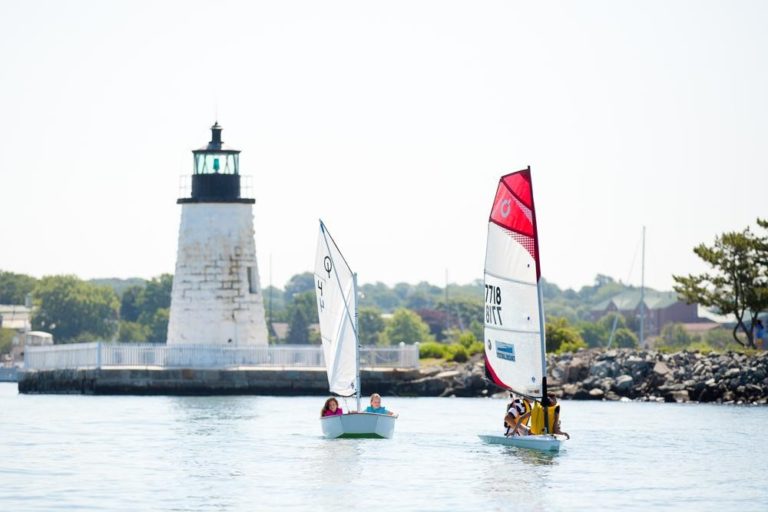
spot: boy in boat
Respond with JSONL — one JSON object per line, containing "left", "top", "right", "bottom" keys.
{"left": 365, "top": 393, "right": 398, "bottom": 417}
{"left": 504, "top": 395, "right": 532, "bottom": 436}
{"left": 529, "top": 394, "right": 570, "bottom": 439}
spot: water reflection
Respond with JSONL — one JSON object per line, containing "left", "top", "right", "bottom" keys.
{"left": 500, "top": 445, "right": 560, "bottom": 466}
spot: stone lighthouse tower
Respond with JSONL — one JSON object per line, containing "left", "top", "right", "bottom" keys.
{"left": 167, "top": 122, "right": 268, "bottom": 346}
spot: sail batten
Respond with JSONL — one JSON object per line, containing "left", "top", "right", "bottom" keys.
{"left": 483, "top": 168, "right": 545, "bottom": 398}
{"left": 315, "top": 220, "right": 358, "bottom": 397}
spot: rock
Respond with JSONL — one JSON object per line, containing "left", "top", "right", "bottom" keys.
{"left": 566, "top": 358, "right": 590, "bottom": 383}
{"left": 588, "top": 388, "right": 605, "bottom": 399}
{"left": 653, "top": 361, "right": 672, "bottom": 377}
{"left": 614, "top": 374, "right": 634, "bottom": 393}
{"left": 665, "top": 390, "right": 689, "bottom": 403}
{"left": 562, "top": 384, "right": 579, "bottom": 397}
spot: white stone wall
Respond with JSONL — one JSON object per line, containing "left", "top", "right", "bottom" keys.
{"left": 167, "top": 203, "right": 268, "bottom": 346}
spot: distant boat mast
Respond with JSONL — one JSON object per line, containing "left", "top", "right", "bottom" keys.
{"left": 640, "top": 226, "right": 646, "bottom": 348}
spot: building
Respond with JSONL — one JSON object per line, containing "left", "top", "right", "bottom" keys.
{"left": 590, "top": 289, "right": 708, "bottom": 336}
{"left": 0, "top": 305, "right": 32, "bottom": 331}
{"left": 166, "top": 122, "right": 269, "bottom": 346}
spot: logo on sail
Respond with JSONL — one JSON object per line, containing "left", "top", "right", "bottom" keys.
{"left": 495, "top": 341, "right": 515, "bottom": 362}
{"left": 500, "top": 198, "right": 511, "bottom": 218}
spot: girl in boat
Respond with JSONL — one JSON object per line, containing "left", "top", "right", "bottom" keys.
{"left": 321, "top": 397, "right": 343, "bottom": 417}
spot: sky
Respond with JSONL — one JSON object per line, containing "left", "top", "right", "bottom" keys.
{"left": 1, "top": 1, "right": 766, "bottom": 293}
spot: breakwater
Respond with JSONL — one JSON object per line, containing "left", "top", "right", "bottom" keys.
{"left": 18, "top": 367, "right": 420, "bottom": 395}
{"left": 394, "top": 349, "right": 768, "bottom": 404}
{"left": 17, "top": 349, "right": 768, "bottom": 403}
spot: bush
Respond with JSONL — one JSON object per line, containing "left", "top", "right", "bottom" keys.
{"left": 467, "top": 341, "right": 485, "bottom": 356}
{"left": 419, "top": 341, "right": 447, "bottom": 359}
{"left": 557, "top": 338, "right": 588, "bottom": 353}
{"left": 446, "top": 344, "right": 469, "bottom": 362}
{"left": 457, "top": 331, "right": 477, "bottom": 349}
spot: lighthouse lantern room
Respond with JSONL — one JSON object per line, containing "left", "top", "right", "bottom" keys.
{"left": 166, "top": 122, "right": 269, "bottom": 346}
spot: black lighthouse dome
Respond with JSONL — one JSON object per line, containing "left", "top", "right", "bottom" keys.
{"left": 178, "top": 122, "right": 255, "bottom": 204}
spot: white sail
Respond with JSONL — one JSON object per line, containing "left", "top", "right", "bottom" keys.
{"left": 314, "top": 220, "right": 358, "bottom": 397}
{"left": 483, "top": 169, "right": 545, "bottom": 398}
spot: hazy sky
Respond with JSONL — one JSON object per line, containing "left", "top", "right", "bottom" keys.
{"left": 1, "top": 1, "right": 766, "bottom": 292}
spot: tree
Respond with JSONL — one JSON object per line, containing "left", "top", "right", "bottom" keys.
{"left": 578, "top": 321, "right": 608, "bottom": 348}
{"left": 32, "top": 275, "right": 119, "bottom": 342}
{"left": 673, "top": 220, "right": 768, "bottom": 348}
{"left": 118, "top": 321, "right": 149, "bottom": 343}
{"left": 358, "top": 307, "right": 385, "bottom": 345}
{"left": 120, "top": 285, "right": 143, "bottom": 322}
{"left": 415, "top": 308, "right": 448, "bottom": 340}
{"left": 612, "top": 327, "right": 638, "bottom": 348}
{"left": 379, "top": 308, "right": 434, "bottom": 346}
{"left": 284, "top": 272, "right": 315, "bottom": 303}
{"left": 658, "top": 323, "right": 692, "bottom": 348}
{"left": 286, "top": 305, "right": 311, "bottom": 344}
{"left": 0, "top": 271, "right": 37, "bottom": 304}
{"left": 286, "top": 291, "right": 317, "bottom": 344}
{"left": 545, "top": 316, "right": 586, "bottom": 353}
{"left": 145, "top": 308, "right": 170, "bottom": 343}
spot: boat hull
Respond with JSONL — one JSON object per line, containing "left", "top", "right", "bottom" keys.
{"left": 321, "top": 413, "right": 397, "bottom": 439}
{"left": 478, "top": 434, "right": 561, "bottom": 452}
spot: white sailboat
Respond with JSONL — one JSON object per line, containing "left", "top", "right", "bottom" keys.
{"left": 314, "top": 220, "right": 397, "bottom": 439}
{"left": 477, "top": 168, "right": 565, "bottom": 452}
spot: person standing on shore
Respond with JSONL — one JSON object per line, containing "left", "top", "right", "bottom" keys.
{"left": 754, "top": 319, "right": 765, "bottom": 350}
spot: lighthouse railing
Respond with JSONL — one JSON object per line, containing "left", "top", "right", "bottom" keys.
{"left": 23, "top": 343, "right": 420, "bottom": 370}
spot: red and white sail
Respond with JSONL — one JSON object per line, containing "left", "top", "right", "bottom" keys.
{"left": 314, "top": 220, "right": 358, "bottom": 397}
{"left": 483, "top": 168, "right": 545, "bottom": 397}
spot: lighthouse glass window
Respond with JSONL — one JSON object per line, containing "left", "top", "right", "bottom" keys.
{"left": 194, "top": 153, "right": 239, "bottom": 175}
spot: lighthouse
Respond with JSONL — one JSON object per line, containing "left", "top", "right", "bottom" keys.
{"left": 166, "top": 122, "right": 268, "bottom": 346}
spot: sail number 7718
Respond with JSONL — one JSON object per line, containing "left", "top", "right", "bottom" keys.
{"left": 485, "top": 284, "right": 502, "bottom": 326}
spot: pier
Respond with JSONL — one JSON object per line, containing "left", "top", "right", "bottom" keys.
{"left": 18, "top": 342, "right": 420, "bottom": 395}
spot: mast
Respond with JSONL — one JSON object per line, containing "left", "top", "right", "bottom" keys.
{"left": 354, "top": 272, "right": 361, "bottom": 412}
{"left": 640, "top": 226, "right": 645, "bottom": 348}
{"left": 524, "top": 165, "right": 550, "bottom": 432}
{"left": 537, "top": 282, "right": 550, "bottom": 432}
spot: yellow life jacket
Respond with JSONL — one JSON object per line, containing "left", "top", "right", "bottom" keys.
{"left": 529, "top": 402, "right": 558, "bottom": 435}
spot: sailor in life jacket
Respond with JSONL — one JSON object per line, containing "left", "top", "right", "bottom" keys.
{"left": 504, "top": 395, "right": 532, "bottom": 436}
{"left": 529, "top": 394, "right": 570, "bottom": 439}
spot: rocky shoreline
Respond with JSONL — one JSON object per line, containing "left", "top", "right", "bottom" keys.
{"left": 395, "top": 349, "right": 768, "bottom": 405}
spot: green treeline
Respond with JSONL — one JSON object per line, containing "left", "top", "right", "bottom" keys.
{"left": 0, "top": 269, "right": 743, "bottom": 359}
{"left": 1, "top": 217, "right": 764, "bottom": 357}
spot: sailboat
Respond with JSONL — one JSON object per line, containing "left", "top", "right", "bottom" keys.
{"left": 314, "top": 220, "right": 397, "bottom": 439}
{"left": 477, "top": 168, "right": 565, "bottom": 452}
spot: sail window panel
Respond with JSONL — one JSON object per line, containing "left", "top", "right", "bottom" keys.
{"left": 485, "top": 226, "right": 538, "bottom": 284}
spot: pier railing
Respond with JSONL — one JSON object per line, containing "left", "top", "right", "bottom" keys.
{"left": 23, "top": 342, "right": 420, "bottom": 371}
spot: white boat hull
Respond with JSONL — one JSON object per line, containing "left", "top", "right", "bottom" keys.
{"left": 321, "top": 413, "right": 397, "bottom": 439}
{"left": 478, "top": 434, "right": 562, "bottom": 452}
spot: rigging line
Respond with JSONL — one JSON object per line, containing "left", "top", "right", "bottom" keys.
{"left": 606, "top": 231, "right": 643, "bottom": 348}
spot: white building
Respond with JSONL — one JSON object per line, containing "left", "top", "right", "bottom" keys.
{"left": 166, "top": 123, "right": 268, "bottom": 346}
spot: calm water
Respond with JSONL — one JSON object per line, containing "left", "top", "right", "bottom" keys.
{"left": 1, "top": 383, "right": 766, "bottom": 511}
